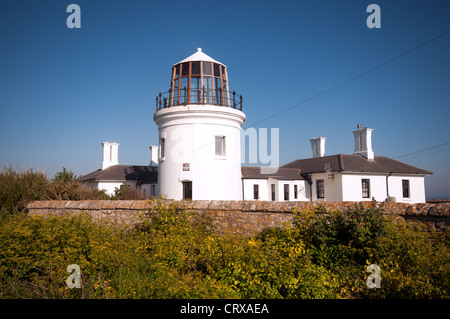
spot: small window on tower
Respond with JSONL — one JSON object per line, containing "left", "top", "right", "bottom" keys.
{"left": 160, "top": 138, "right": 165, "bottom": 159}
{"left": 215, "top": 136, "right": 226, "bottom": 156}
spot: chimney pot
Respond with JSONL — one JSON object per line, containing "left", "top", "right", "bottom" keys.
{"left": 310, "top": 136, "right": 326, "bottom": 158}
{"left": 352, "top": 126, "right": 374, "bottom": 160}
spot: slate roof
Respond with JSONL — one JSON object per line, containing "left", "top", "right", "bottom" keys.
{"left": 80, "top": 165, "right": 158, "bottom": 184}
{"left": 281, "top": 154, "right": 432, "bottom": 175}
{"left": 241, "top": 166, "right": 304, "bottom": 180}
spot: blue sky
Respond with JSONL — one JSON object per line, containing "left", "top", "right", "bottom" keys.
{"left": 0, "top": 0, "right": 449, "bottom": 198}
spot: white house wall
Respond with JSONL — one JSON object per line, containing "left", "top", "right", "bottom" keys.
{"left": 339, "top": 173, "right": 426, "bottom": 203}
{"left": 340, "top": 173, "right": 387, "bottom": 202}
{"left": 243, "top": 178, "right": 308, "bottom": 201}
{"left": 387, "top": 175, "right": 426, "bottom": 204}
{"left": 97, "top": 181, "right": 136, "bottom": 196}
{"left": 243, "top": 179, "right": 269, "bottom": 200}
{"left": 311, "top": 173, "right": 342, "bottom": 202}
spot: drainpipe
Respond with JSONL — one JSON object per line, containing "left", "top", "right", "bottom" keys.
{"left": 386, "top": 172, "right": 394, "bottom": 201}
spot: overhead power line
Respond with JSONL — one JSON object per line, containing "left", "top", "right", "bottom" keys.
{"left": 392, "top": 141, "right": 450, "bottom": 160}
{"left": 246, "top": 29, "right": 450, "bottom": 128}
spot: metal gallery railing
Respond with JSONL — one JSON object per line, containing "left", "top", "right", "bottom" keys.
{"left": 156, "top": 87, "right": 243, "bottom": 111}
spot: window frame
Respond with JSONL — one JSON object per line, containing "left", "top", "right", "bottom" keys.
{"left": 402, "top": 179, "right": 410, "bottom": 198}
{"left": 159, "top": 138, "right": 165, "bottom": 160}
{"left": 362, "top": 178, "right": 371, "bottom": 198}
{"left": 284, "top": 184, "right": 289, "bottom": 201}
{"left": 214, "top": 135, "right": 226, "bottom": 157}
{"left": 316, "top": 179, "right": 325, "bottom": 199}
{"left": 253, "top": 184, "right": 259, "bottom": 200}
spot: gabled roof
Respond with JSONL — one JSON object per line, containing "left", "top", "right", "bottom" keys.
{"left": 281, "top": 154, "right": 432, "bottom": 175}
{"left": 176, "top": 48, "right": 222, "bottom": 65}
{"left": 80, "top": 165, "right": 158, "bottom": 184}
{"left": 241, "top": 166, "right": 304, "bottom": 180}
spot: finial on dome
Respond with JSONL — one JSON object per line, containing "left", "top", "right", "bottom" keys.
{"left": 197, "top": 48, "right": 202, "bottom": 52}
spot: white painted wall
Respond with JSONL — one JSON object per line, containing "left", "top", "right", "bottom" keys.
{"left": 97, "top": 180, "right": 136, "bottom": 196}
{"left": 243, "top": 179, "right": 268, "bottom": 200}
{"left": 310, "top": 173, "right": 343, "bottom": 202}
{"left": 154, "top": 105, "right": 245, "bottom": 200}
{"left": 243, "top": 178, "right": 308, "bottom": 201}
{"left": 340, "top": 173, "right": 426, "bottom": 203}
{"left": 341, "top": 173, "right": 387, "bottom": 202}
{"left": 387, "top": 175, "right": 426, "bottom": 204}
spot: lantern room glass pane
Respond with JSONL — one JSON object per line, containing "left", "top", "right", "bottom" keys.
{"left": 175, "top": 64, "right": 181, "bottom": 77}
{"left": 172, "top": 78, "right": 179, "bottom": 105}
{"left": 203, "top": 62, "right": 212, "bottom": 75}
{"left": 215, "top": 77, "right": 222, "bottom": 105}
{"left": 213, "top": 63, "right": 220, "bottom": 77}
{"left": 221, "top": 65, "right": 226, "bottom": 79}
{"left": 202, "top": 76, "right": 212, "bottom": 104}
{"left": 191, "top": 61, "right": 201, "bottom": 75}
{"left": 181, "top": 63, "right": 189, "bottom": 77}
{"left": 190, "top": 76, "right": 200, "bottom": 103}
{"left": 180, "top": 77, "right": 188, "bottom": 104}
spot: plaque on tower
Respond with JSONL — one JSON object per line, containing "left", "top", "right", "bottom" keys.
{"left": 183, "top": 163, "right": 190, "bottom": 171}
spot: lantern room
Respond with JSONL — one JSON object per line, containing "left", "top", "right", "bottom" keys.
{"left": 156, "top": 48, "right": 242, "bottom": 110}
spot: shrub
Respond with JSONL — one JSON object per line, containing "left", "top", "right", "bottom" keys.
{"left": 0, "top": 166, "right": 49, "bottom": 212}
{"left": 0, "top": 199, "right": 448, "bottom": 299}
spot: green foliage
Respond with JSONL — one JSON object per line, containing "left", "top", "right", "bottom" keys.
{"left": 0, "top": 166, "right": 110, "bottom": 215}
{"left": 111, "top": 183, "right": 145, "bottom": 200}
{"left": 0, "top": 199, "right": 448, "bottom": 299}
{"left": 0, "top": 166, "right": 49, "bottom": 212}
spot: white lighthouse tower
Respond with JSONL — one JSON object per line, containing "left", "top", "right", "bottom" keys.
{"left": 154, "top": 48, "right": 246, "bottom": 200}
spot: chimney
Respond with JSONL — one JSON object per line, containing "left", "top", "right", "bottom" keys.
{"left": 149, "top": 145, "right": 159, "bottom": 166}
{"left": 310, "top": 136, "right": 326, "bottom": 158}
{"left": 101, "top": 142, "right": 120, "bottom": 170}
{"left": 352, "top": 125, "right": 374, "bottom": 160}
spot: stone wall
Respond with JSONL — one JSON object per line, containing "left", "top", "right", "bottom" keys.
{"left": 25, "top": 200, "right": 450, "bottom": 235}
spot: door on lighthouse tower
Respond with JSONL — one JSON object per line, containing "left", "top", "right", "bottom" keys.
{"left": 183, "top": 181, "right": 192, "bottom": 200}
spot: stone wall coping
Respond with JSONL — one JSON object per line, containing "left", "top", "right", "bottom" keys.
{"left": 25, "top": 200, "right": 450, "bottom": 217}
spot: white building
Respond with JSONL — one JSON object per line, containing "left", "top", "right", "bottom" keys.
{"left": 81, "top": 142, "right": 158, "bottom": 198}
{"left": 279, "top": 125, "right": 432, "bottom": 203}
{"left": 81, "top": 50, "right": 432, "bottom": 203}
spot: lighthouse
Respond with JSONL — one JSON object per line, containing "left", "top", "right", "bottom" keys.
{"left": 154, "top": 48, "right": 246, "bottom": 200}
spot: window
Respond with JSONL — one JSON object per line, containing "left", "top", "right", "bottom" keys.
{"left": 253, "top": 184, "right": 259, "bottom": 200}
{"left": 183, "top": 181, "right": 192, "bottom": 200}
{"left": 284, "top": 184, "right": 289, "bottom": 201}
{"left": 160, "top": 138, "right": 165, "bottom": 159}
{"left": 203, "top": 62, "right": 212, "bottom": 75}
{"left": 316, "top": 179, "right": 325, "bottom": 199}
{"left": 215, "top": 136, "right": 226, "bottom": 156}
{"left": 150, "top": 184, "right": 156, "bottom": 197}
{"left": 214, "top": 63, "right": 221, "bottom": 77}
{"left": 271, "top": 184, "right": 275, "bottom": 201}
{"left": 362, "top": 179, "right": 370, "bottom": 198}
{"left": 191, "top": 61, "right": 200, "bottom": 75}
{"left": 402, "top": 179, "right": 410, "bottom": 198}
{"left": 294, "top": 185, "right": 298, "bottom": 199}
